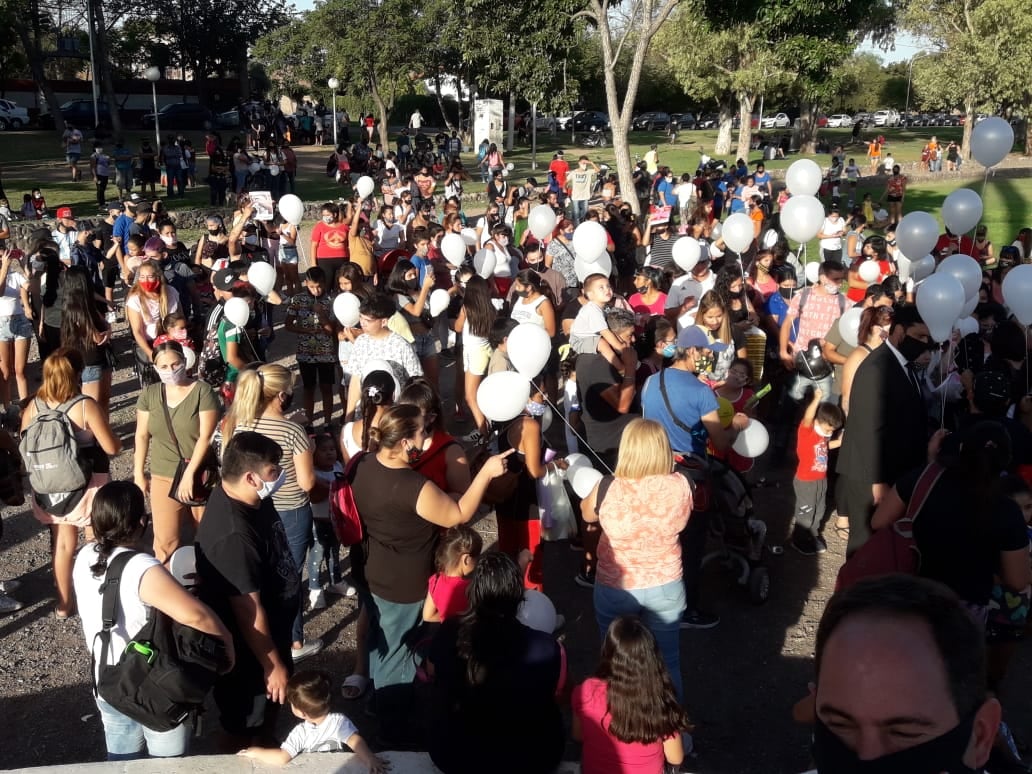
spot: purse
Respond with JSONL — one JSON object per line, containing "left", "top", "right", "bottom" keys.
{"left": 160, "top": 385, "right": 220, "bottom": 507}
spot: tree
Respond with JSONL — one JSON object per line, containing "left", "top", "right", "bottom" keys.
{"left": 10, "top": 0, "right": 67, "bottom": 133}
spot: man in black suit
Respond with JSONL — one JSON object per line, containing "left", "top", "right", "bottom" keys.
{"left": 836, "top": 305, "right": 933, "bottom": 555}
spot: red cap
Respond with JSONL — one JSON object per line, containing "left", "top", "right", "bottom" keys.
{"left": 56, "top": 206, "right": 73, "bottom": 220}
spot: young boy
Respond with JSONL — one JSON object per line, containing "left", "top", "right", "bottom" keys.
{"left": 286, "top": 266, "right": 338, "bottom": 428}
{"left": 789, "top": 387, "right": 844, "bottom": 555}
{"left": 345, "top": 292, "right": 423, "bottom": 417}
{"left": 569, "top": 273, "right": 635, "bottom": 376}
{"left": 238, "top": 671, "right": 387, "bottom": 771}
{"left": 844, "top": 157, "right": 861, "bottom": 209}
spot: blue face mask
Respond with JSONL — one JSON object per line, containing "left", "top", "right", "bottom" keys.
{"left": 662, "top": 343, "right": 677, "bottom": 359}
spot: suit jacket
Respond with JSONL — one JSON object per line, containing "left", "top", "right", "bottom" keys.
{"left": 837, "top": 344, "right": 928, "bottom": 486}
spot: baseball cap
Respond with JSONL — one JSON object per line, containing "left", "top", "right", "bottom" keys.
{"left": 106, "top": 201, "right": 123, "bottom": 212}
{"left": 56, "top": 206, "right": 73, "bottom": 220}
{"left": 213, "top": 268, "right": 239, "bottom": 291}
{"left": 555, "top": 150, "right": 564, "bottom": 157}
{"left": 676, "top": 326, "right": 729, "bottom": 352}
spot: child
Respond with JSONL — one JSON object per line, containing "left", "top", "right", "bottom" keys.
{"left": 238, "top": 671, "right": 388, "bottom": 771}
{"left": 308, "top": 433, "right": 354, "bottom": 609}
{"left": 31, "top": 188, "right": 46, "bottom": 219}
{"left": 844, "top": 157, "right": 861, "bottom": 209}
{"left": 569, "top": 273, "right": 635, "bottom": 376}
{"left": 286, "top": 266, "right": 337, "bottom": 427}
{"left": 20, "top": 194, "right": 34, "bottom": 220}
{"left": 789, "top": 388, "right": 844, "bottom": 554}
{"left": 572, "top": 616, "right": 692, "bottom": 774}
{"left": 423, "top": 525, "right": 482, "bottom": 622}
{"left": 121, "top": 234, "right": 147, "bottom": 285}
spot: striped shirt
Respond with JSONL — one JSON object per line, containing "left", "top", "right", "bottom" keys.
{"left": 235, "top": 416, "right": 313, "bottom": 510}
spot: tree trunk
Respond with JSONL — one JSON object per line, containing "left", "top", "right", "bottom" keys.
{"left": 91, "top": 0, "right": 123, "bottom": 136}
{"left": 13, "top": 14, "right": 64, "bottom": 135}
{"left": 239, "top": 50, "right": 251, "bottom": 103}
{"left": 715, "top": 101, "right": 733, "bottom": 156}
{"left": 799, "top": 99, "right": 817, "bottom": 154}
{"left": 1024, "top": 95, "right": 1032, "bottom": 157}
{"left": 370, "top": 76, "right": 389, "bottom": 149}
{"left": 735, "top": 93, "right": 755, "bottom": 162}
{"left": 433, "top": 73, "right": 455, "bottom": 132}
{"left": 962, "top": 96, "right": 975, "bottom": 161}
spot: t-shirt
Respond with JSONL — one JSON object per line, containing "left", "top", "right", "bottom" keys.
{"left": 572, "top": 678, "right": 668, "bottom": 774}
{"left": 234, "top": 417, "right": 313, "bottom": 511}
{"left": 567, "top": 167, "right": 596, "bottom": 201}
{"left": 127, "top": 287, "right": 181, "bottom": 342}
{"left": 576, "top": 354, "right": 636, "bottom": 458}
{"left": 281, "top": 713, "right": 359, "bottom": 758}
{"left": 596, "top": 473, "right": 691, "bottom": 590}
{"left": 375, "top": 220, "right": 405, "bottom": 251}
{"left": 795, "top": 425, "right": 829, "bottom": 481}
{"left": 350, "top": 454, "right": 435, "bottom": 603}
{"left": 137, "top": 382, "right": 219, "bottom": 478}
{"left": 641, "top": 367, "right": 719, "bottom": 456}
{"left": 548, "top": 159, "right": 570, "bottom": 189}
{"left": 216, "top": 317, "right": 249, "bottom": 383}
{"left": 73, "top": 545, "right": 160, "bottom": 684}
{"left": 311, "top": 221, "right": 350, "bottom": 259}
{"left": 428, "top": 573, "right": 471, "bottom": 620}
{"left": 666, "top": 276, "right": 704, "bottom": 329}
{"left": 312, "top": 463, "right": 343, "bottom": 521}
{"left": 629, "top": 292, "right": 667, "bottom": 319}
{"left": 785, "top": 288, "right": 843, "bottom": 350}
{"left": 347, "top": 332, "right": 423, "bottom": 383}
{"left": 547, "top": 239, "right": 578, "bottom": 288}
{"left": 823, "top": 316, "right": 856, "bottom": 387}
{"left": 570, "top": 302, "right": 607, "bottom": 354}
{"left": 0, "top": 269, "right": 27, "bottom": 316}
{"left": 196, "top": 486, "right": 300, "bottom": 657}
{"left": 818, "top": 217, "right": 846, "bottom": 251}
{"left": 648, "top": 235, "right": 675, "bottom": 270}
{"left": 286, "top": 291, "right": 336, "bottom": 363}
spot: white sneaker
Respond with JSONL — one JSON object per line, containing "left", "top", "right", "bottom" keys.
{"left": 308, "top": 589, "right": 327, "bottom": 610}
{"left": 327, "top": 580, "right": 357, "bottom": 597}
{"left": 291, "top": 639, "right": 323, "bottom": 662}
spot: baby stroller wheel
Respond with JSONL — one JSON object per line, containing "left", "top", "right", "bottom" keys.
{"left": 749, "top": 566, "right": 770, "bottom": 604}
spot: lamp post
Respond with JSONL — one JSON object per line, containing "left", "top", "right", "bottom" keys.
{"left": 328, "top": 77, "right": 340, "bottom": 148}
{"left": 144, "top": 67, "right": 161, "bottom": 149}
{"left": 904, "top": 51, "right": 932, "bottom": 129}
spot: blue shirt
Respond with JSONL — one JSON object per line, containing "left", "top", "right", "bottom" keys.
{"left": 642, "top": 367, "right": 719, "bottom": 456}
{"left": 765, "top": 291, "right": 794, "bottom": 340}
{"left": 113, "top": 213, "right": 133, "bottom": 245}
{"left": 655, "top": 177, "right": 676, "bottom": 209}
{"left": 729, "top": 185, "right": 746, "bottom": 214}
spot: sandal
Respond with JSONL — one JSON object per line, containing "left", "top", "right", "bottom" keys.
{"left": 834, "top": 520, "right": 850, "bottom": 540}
{"left": 341, "top": 673, "right": 371, "bottom": 700}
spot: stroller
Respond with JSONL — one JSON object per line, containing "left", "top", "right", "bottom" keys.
{"left": 677, "top": 453, "right": 771, "bottom": 604}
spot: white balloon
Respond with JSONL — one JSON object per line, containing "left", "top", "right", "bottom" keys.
{"left": 916, "top": 273, "right": 965, "bottom": 342}
{"left": 517, "top": 590, "right": 557, "bottom": 634}
{"left": 941, "top": 189, "right": 983, "bottom": 235}
{"left": 936, "top": 254, "right": 982, "bottom": 299}
{"left": 428, "top": 288, "right": 450, "bottom": 317}
{"left": 474, "top": 249, "right": 497, "bottom": 279}
{"left": 506, "top": 162, "right": 515, "bottom": 171}
{"left": 355, "top": 175, "right": 375, "bottom": 199}
{"left": 575, "top": 253, "right": 612, "bottom": 283}
{"left": 839, "top": 306, "right": 863, "bottom": 347}
{"left": 722, "top": 213, "right": 754, "bottom": 253}
{"left": 333, "top": 292, "right": 361, "bottom": 327}
{"left": 224, "top": 297, "right": 250, "bottom": 328}
{"left": 710, "top": 222, "right": 722, "bottom": 241}
{"left": 541, "top": 405, "right": 553, "bottom": 433}
{"left": 1002, "top": 264, "right": 1032, "bottom": 325}
{"left": 570, "top": 465, "right": 603, "bottom": 499}
{"left": 780, "top": 195, "right": 825, "bottom": 243}
{"left": 277, "top": 194, "right": 304, "bottom": 226}
{"left": 960, "top": 292, "right": 978, "bottom": 318}
{"left": 954, "top": 315, "right": 979, "bottom": 338}
{"left": 971, "top": 117, "right": 1014, "bottom": 168}
{"left": 572, "top": 221, "right": 608, "bottom": 263}
{"left": 804, "top": 262, "right": 820, "bottom": 285}
{"left": 528, "top": 205, "right": 558, "bottom": 240}
{"left": 362, "top": 359, "right": 404, "bottom": 397}
{"left": 563, "top": 453, "right": 591, "bottom": 474}
{"left": 248, "top": 161, "right": 261, "bottom": 174}
{"left": 441, "top": 233, "right": 467, "bottom": 267}
{"left": 732, "top": 419, "right": 770, "bottom": 458}
{"left": 785, "top": 159, "right": 823, "bottom": 196}
{"left": 858, "top": 260, "right": 880, "bottom": 283}
{"left": 672, "top": 237, "right": 701, "bottom": 273}
{"left": 460, "top": 228, "right": 478, "bottom": 247}
{"left": 507, "top": 323, "right": 552, "bottom": 378}
{"left": 247, "top": 261, "right": 277, "bottom": 297}
{"left": 183, "top": 346, "right": 196, "bottom": 371}
{"left": 896, "top": 212, "right": 940, "bottom": 261}
{"left": 168, "top": 545, "right": 197, "bottom": 587}
{"left": 910, "top": 254, "right": 936, "bottom": 282}
{"left": 477, "top": 371, "right": 531, "bottom": 422}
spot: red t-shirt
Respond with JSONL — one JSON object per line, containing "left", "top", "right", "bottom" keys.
{"left": 428, "top": 573, "right": 470, "bottom": 621}
{"left": 795, "top": 424, "right": 829, "bottom": 481}
{"left": 933, "top": 234, "right": 976, "bottom": 263}
{"left": 311, "top": 220, "right": 350, "bottom": 260}
{"left": 549, "top": 159, "right": 570, "bottom": 189}
{"left": 572, "top": 678, "right": 669, "bottom": 774}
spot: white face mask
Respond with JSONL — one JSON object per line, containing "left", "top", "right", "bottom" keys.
{"left": 823, "top": 282, "right": 840, "bottom": 295}
{"left": 322, "top": 215, "right": 334, "bottom": 224}
{"left": 496, "top": 236, "right": 509, "bottom": 247}
{"left": 815, "top": 425, "right": 834, "bottom": 438}
{"left": 160, "top": 234, "right": 176, "bottom": 247}
{"left": 255, "top": 469, "right": 286, "bottom": 500}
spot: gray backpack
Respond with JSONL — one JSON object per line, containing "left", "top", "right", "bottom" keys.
{"left": 20, "top": 395, "right": 92, "bottom": 516}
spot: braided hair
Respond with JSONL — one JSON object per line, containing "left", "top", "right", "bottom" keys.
{"left": 88, "top": 481, "right": 147, "bottom": 577}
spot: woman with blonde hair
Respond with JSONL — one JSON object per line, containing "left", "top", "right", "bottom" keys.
{"left": 126, "top": 259, "right": 179, "bottom": 380}
{"left": 21, "top": 347, "right": 121, "bottom": 618}
{"left": 580, "top": 418, "right": 692, "bottom": 701}
{"left": 225, "top": 363, "right": 321, "bottom": 661}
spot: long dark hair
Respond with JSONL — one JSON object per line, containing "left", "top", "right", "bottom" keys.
{"left": 944, "top": 420, "right": 1013, "bottom": 509}
{"left": 397, "top": 376, "right": 444, "bottom": 432}
{"left": 857, "top": 305, "right": 893, "bottom": 346}
{"left": 88, "top": 481, "right": 147, "bottom": 577}
{"left": 714, "top": 265, "right": 747, "bottom": 310}
{"left": 386, "top": 258, "right": 418, "bottom": 298}
{"left": 456, "top": 552, "right": 525, "bottom": 686}
{"left": 595, "top": 616, "right": 693, "bottom": 744}
{"left": 60, "top": 265, "right": 106, "bottom": 355}
{"left": 360, "top": 370, "right": 396, "bottom": 452}
{"left": 514, "top": 268, "right": 557, "bottom": 307}
{"left": 461, "top": 275, "right": 496, "bottom": 338}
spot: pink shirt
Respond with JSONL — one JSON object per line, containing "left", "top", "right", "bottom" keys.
{"left": 596, "top": 473, "right": 691, "bottom": 590}
{"left": 786, "top": 288, "right": 843, "bottom": 349}
{"left": 572, "top": 678, "right": 668, "bottom": 774}
{"left": 428, "top": 573, "right": 470, "bottom": 620}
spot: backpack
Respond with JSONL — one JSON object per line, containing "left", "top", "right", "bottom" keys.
{"left": 834, "top": 463, "right": 944, "bottom": 591}
{"left": 20, "top": 395, "right": 92, "bottom": 516}
{"left": 198, "top": 305, "right": 227, "bottom": 388}
{"left": 93, "top": 551, "right": 231, "bottom": 732}
{"left": 330, "top": 451, "right": 365, "bottom": 546}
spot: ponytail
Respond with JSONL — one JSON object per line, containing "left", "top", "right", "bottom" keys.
{"left": 88, "top": 482, "right": 146, "bottom": 577}
{"left": 360, "top": 370, "right": 396, "bottom": 452}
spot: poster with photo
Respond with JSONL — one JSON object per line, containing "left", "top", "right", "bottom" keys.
{"left": 249, "top": 190, "right": 274, "bottom": 221}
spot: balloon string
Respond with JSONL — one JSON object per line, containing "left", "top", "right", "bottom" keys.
{"left": 537, "top": 386, "right": 616, "bottom": 476}
{"left": 940, "top": 336, "right": 955, "bottom": 429}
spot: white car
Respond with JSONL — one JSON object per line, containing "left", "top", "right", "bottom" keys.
{"left": 827, "top": 114, "right": 853, "bottom": 128}
{"left": 760, "top": 112, "right": 791, "bottom": 129}
{"left": 873, "top": 109, "right": 901, "bottom": 127}
{"left": 0, "top": 99, "right": 29, "bottom": 130}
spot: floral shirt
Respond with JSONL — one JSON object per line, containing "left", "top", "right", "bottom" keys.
{"left": 547, "top": 239, "right": 578, "bottom": 288}
{"left": 286, "top": 292, "right": 336, "bottom": 363}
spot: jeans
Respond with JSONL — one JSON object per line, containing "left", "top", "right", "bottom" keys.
{"left": 96, "top": 697, "right": 190, "bottom": 760}
{"left": 166, "top": 166, "right": 185, "bottom": 197}
{"left": 95, "top": 175, "right": 108, "bottom": 207}
{"left": 593, "top": 580, "right": 686, "bottom": 701}
{"left": 788, "top": 371, "right": 835, "bottom": 402}
{"left": 309, "top": 517, "right": 342, "bottom": 589}
{"left": 365, "top": 591, "right": 424, "bottom": 734}
{"left": 278, "top": 503, "right": 313, "bottom": 643}
{"left": 571, "top": 198, "right": 589, "bottom": 225}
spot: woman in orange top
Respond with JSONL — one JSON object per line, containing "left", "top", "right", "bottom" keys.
{"left": 309, "top": 201, "right": 351, "bottom": 280}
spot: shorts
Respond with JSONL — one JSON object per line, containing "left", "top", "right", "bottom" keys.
{"left": 886, "top": 194, "right": 903, "bottom": 203}
{"left": 280, "top": 244, "right": 299, "bottom": 265}
{"left": 0, "top": 314, "right": 33, "bottom": 341}
{"left": 299, "top": 360, "right": 337, "bottom": 388}
{"left": 82, "top": 363, "right": 108, "bottom": 384}
{"left": 66, "top": 153, "right": 81, "bottom": 164}
{"left": 115, "top": 168, "right": 131, "bottom": 190}
{"left": 412, "top": 331, "right": 437, "bottom": 359}
{"left": 102, "top": 260, "right": 120, "bottom": 289}
{"left": 463, "top": 342, "right": 491, "bottom": 376}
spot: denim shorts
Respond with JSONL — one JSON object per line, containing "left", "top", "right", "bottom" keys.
{"left": 82, "top": 364, "right": 107, "bottom": 384}
{"left": 0, "top": 314, "right": 33, "bottom": 342}
{"left": 96, "top": 697, "right": 190, "bottom": 760}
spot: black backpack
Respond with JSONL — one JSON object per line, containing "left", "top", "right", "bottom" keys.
{"left": 92, "top": 551, "right": 231, "bottom": 731}
{"left": 198, "top": 306, "right": 227, "bottom": 388}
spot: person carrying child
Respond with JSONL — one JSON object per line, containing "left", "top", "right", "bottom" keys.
{"left": 423, "top": 525, "right": 482, "bottom": 623}
{"left": 788, "top": 387, "right": 843, "bottom": 555}
{"left": 569, "top": 273, "right": 637, "bottom": 380}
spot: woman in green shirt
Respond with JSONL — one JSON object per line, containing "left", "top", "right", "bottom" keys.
{"left": 134, "top": 341, "right": 220, "bottom": 562}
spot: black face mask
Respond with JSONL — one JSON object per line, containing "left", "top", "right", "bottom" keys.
{"left": 515, "top": 288, "right": 531, "bottom": 299}
{"left": 812, "top": 714, "right": 979, "bottom": 774}
{"left": 898, "top": 334, "right": 932, "bottom": 363}
{"left": 280, "top": 393, "right": 294, "bottom": 413}
{"left": 634, "top": 284, "right": 649, "bottom": 295}
{"left": 406, "top": 445, "right": 423, "bottom": 465}
{"left": 406, "top": 277, "right": 420, "bottom": 291}
{"left": 779, "top": 287, "right": 794, "bottom": 300}
{"left": 527, "top": 262, "right": 546, "bottom": 273}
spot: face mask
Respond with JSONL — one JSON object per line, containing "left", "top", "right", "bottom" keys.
{"left": 515, "top": 287, "right": 531, "bottom": 298}
{"left": 528, "top": 261, "right": 545, "bottom": 273}
{"left": 525, "top": 400, "right": 547, "bottom": 417}
{"left": 823, "top": 282, "right": 840, "bottom": 295}
{"left": 139, "top": 279, "right": 160, "bottom": 293}
{"left": 811, "top": 714, "right": 977, "bottom": 774}
{"left": 815, "top": 425, "right": 834, "bottom": 438}
{"left": 172, "top": 328, "right": 188, "bottom": 341}
{"left": 779, "top": 287, "right": 794, "bottom": 300}
{"left": 662, "top": 343, "right": 677, "bottom": 359}
{"left": 244, "top": 234, "right": 259, "bottom": 246}
{"left": 634, "top": 284, "right": 649, "bottom": 295}
{"left": 160, "top": 234, "right": 176, "bottom": 247}
{"left": 898, "top": 334, "right": 932, "bottom": 363}
{"left": 255, "top": 468, "right": 286, "bottom": 500}
{"left": 406, "top": 444, "right": 423, "bottom": 465}
{"left": 280, "top": 392, "right": 294, "bottom": 412}
{"left": 322, "top": 215, "right": 334, "bottom": 224}
{"left": 156, "top": 363, "right": 187, "bottom": 385}
{"left": 208, "top": 229, "right": 221, "bottom": 236}
{"left": 406, "top": 277, "right": 420, "bottom": 291}
{"left": 496, "top": 236, "right": 509, "bottom": 247}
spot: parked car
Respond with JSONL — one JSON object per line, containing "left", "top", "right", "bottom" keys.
{"left": 215, "top": 109, "right": 240, "bottom": 129}
{"left": 873, "top": 109, "right": 902, "bottom": 127}
{"left": 0, "top": 99, "right": 30, "bottom": 130}
{"left": 669, "top": 112, "right": 697, "bottom": 130}
{"left": 826, "top": 114, "right": 853, "bottom": 128}
{"left": 760, "top": 112, "right": 791, "bottom": 129}
{"left": 853, "top": 112, "right": 873, "bottom": 125}
{"left": 570, "top": 110, "right": 610, "bottom": 132}
{"left": 39, "top": 99, "right": 114, "bottom": 129}
{"left": 141, "top": 102, "right": 213, "bottom": 130}
{"left": 697, "top": 113, "right": 719, "bottom": 129}
{"left": 631, "top": 111, "right": 671, "bottom": 130}
{"left": 520, "top": 111, "right": 557, "bottom": 133}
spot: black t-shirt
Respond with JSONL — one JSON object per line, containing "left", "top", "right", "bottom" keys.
{"left": 350, "top": 454, "right": 436, "bottom": 603}
{"left": 900, "top": 465, "right": 1029, "bottom": 606}
{"left": 576, "top": 353, "right": 637, "bottom": 457}
{"left": 427, "top": 618, "right": 564, "bottom": 774}
{"left": 195, "top": 486, "right": 300, "bottom": 653}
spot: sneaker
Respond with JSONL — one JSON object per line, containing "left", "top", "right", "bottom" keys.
{"left": 0, "top": 579, "right": 21, "bottom": 593}
{"left": 0, "top": 593, "right": 23, "bottom": 615}
{"left": 681, "top": 610, "right": 720, "bottom": 629}
{"left": 105, "top": 310, "right": 117, "bottom": 324}
{"left": 574, "top": 570, "right": 596, "bottom": 588}
{"left": 791, "top": 534, "right": 818, "bottom": 556}
{"left": 815, "top": 536, "right": 828, "bottom": 554}
{"left": 291, "top": 639, "right": 323, "bottom": 662}
{"left": 327, "top": 580, "right": 358, "bottom": 597}
{"left": 462, "top": 429, "right": 485, "bottom": 446}
{"left": 308, "top": 589, "right": 327, "bottom": 610}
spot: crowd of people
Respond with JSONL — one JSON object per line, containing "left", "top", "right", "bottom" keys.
{"left": 3, "top": 122, "right": 1032, "bottom": 774}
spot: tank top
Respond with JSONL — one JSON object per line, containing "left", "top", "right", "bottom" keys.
{"left": 413, "top": 430, "right": 458, "bottom": 492}
{"left": 511, "top": 294, "right": 547, "bottom": 327}
{"left": 341, "top": 421, "right": 364, "bottom": 459}
{"left": 462, "top": 318, "right": 489, "bottom": 351}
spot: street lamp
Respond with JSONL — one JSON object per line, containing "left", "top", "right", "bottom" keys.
{"left": 144, "top": 66, "right": 161, "bottom": 149}
{"left": 328, "top": 77, "right": 340, "bottom": 148}
{"left": 904, "top": 51, "right": 932, "bottom": 128}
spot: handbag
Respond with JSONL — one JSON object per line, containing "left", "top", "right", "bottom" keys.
{"left": 160, "top": 385, "right": 220, "bottom": 507}
{"left": 330, "top": 451, "right": 365, "bottom": 546}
